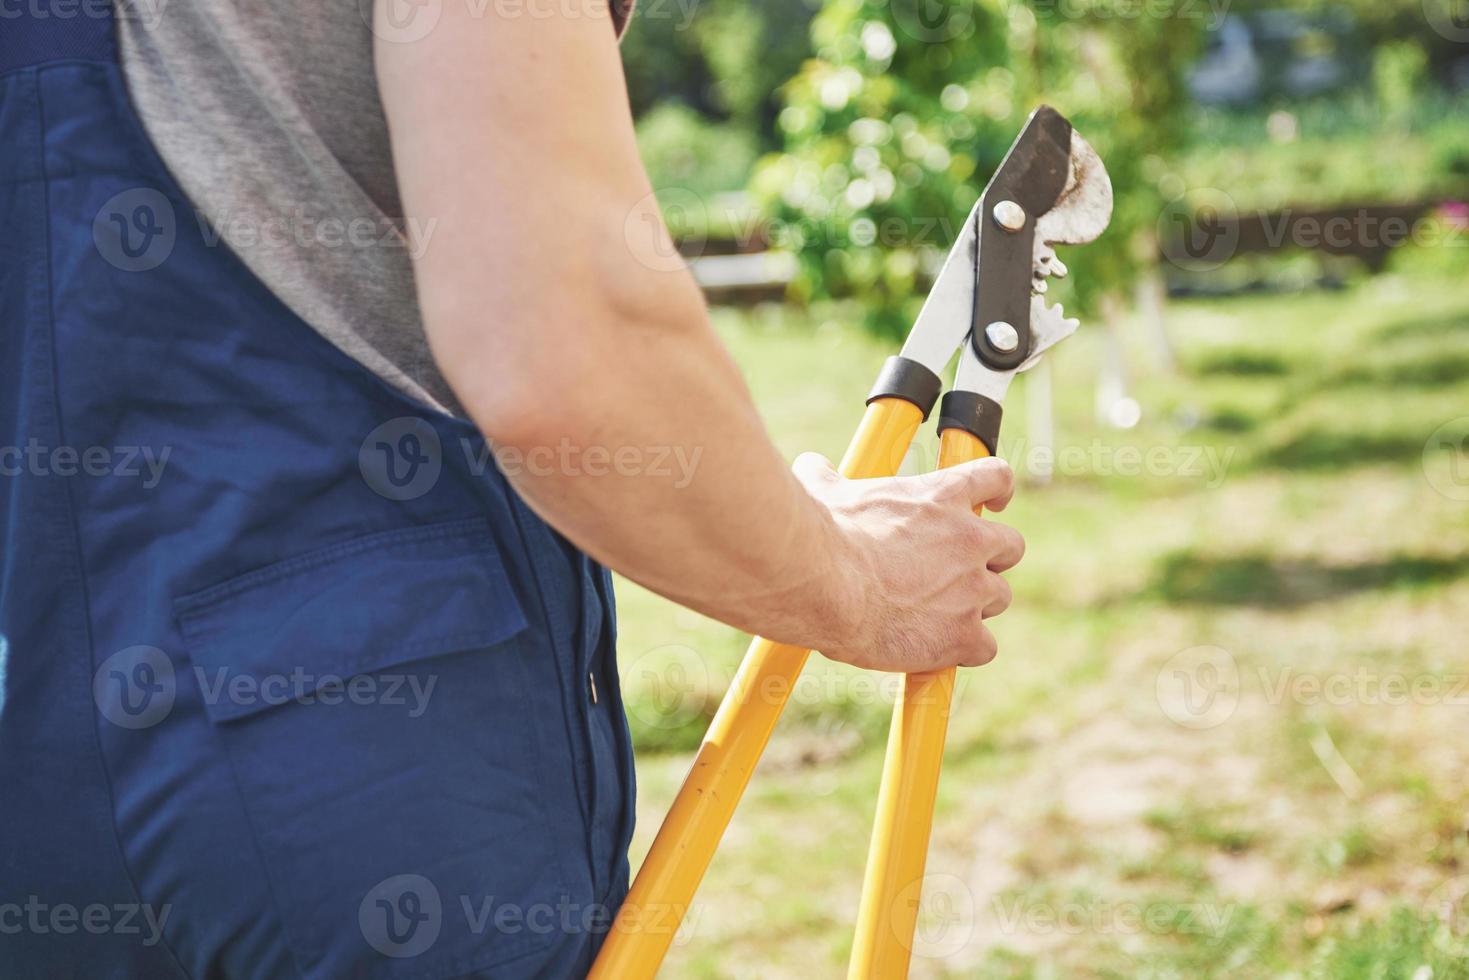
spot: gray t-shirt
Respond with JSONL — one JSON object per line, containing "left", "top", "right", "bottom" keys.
{"left": 118, "top": 2, "right": 632, "bottom": 415}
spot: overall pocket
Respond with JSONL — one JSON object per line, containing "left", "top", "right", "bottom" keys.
{"left": 173, "top": 518, "right": 580, "bottom": 979}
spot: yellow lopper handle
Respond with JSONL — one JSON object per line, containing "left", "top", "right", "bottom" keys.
{"left": 847, "top": 425, "right": 990, "bottom": 980}
{"left": 589, "top": 396, "right": 926, "bottom": 980}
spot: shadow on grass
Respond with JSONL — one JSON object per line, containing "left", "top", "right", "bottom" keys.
{"left": 1328, "top": 348, "right": 1469, "bottom": 389}
{"left": 1254, "top": 430, "right": 1430, "bottom": 470}
{"left": 1152, "top": 550, "right": 1469, "bottom": 607}
{"left": 1202, "top": 407, "right": 1261, "bottom": 433}
{"left": 1189, "top": 350, "right": 1293, "bottom": 377}
{"left": 1371, "top": 310, "right": 1469, "bottom": 343}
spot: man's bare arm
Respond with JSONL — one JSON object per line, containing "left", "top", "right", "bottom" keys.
{"left": 374, "top": 0, "right": 1020, "bottom": 671}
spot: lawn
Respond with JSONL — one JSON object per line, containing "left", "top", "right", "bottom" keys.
{"left": 612, "top": 253, "right": 1469, "bottom": 979}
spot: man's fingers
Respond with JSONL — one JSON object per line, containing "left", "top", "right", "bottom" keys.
{"left": 928, "top": 457, "right": 1015, "bottom": 511}
{"left": 981, "top": 521, "right": 1026, "bottom": 572}
{"left": 957, "top": 623, "right": 999, "bottom": 668}
{"left": 792, "top": 451, "right": 840, "bottom": 488}
{"left": 981, "top": 574, "right": 1012, "bottom": 619}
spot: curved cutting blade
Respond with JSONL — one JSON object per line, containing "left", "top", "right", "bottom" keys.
{"left": 899, "top": 119, "right": 1112, "bottom": 386}
{"left": 1035, "top": 130, "right": 1113, "bottom": 247}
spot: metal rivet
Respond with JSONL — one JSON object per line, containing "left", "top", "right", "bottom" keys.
{"left": 992, "top": 200, "right": 1026, "bottom": 232}
{"left": 984, "top": 321, "right": 1020, "bottom": 353}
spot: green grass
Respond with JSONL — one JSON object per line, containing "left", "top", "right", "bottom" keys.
{"left": 614, "top": 253, "right": 1469, "bottom": 977}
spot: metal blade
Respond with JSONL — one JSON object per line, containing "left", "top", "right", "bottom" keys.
{"left": 954, "top": 295, "right": 1078, "bottom": 400}
{"left": 898, "top": 120, "right": 1112, "bottom": 386}
{"left": 896, "top": 199, "right": 983, "bottom": 378}
{"left": 1035, "top": 129, "right": 1112, "bottom": 246}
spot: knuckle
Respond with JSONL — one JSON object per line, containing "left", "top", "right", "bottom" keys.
{"left": 965, "top": 519, "right": 991, "bottom": 553}
{"left": 981, "top": 457, "right": 1014, "bottom": 494}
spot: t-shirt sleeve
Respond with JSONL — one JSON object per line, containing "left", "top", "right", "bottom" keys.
{"left": 612, "top": 0, "right": 635, "bottom": 39}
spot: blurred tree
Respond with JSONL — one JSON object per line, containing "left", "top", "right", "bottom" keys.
{"left": 750, "top": 0, "right": 1203, "bottom": 338}
{"left": 621, "top": 0, "right": 818, "bottom": 142}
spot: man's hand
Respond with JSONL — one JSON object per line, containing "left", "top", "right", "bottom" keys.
{"left": 794, "top": 454, "right": 1023, "bottom": 673}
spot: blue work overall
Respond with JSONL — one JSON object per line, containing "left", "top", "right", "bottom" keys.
{"left": 0, "top": 6, "right": 635, "bottom": 977}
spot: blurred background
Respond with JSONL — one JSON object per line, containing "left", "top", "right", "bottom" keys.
{"left": 611, "top": 1, "right": 1469, "bottom": 975}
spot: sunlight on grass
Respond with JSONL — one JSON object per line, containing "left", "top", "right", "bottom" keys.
{"left": 616, "top": 258, "right": 1469, "bottom": 978}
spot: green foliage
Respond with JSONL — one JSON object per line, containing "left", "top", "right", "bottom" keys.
{"left": 621, "top": 0, "right": 817, "bottom": 138}
{"left": 1176, "top": 94, "right": 1469, "bottom": 212}
{"left": 749, "top": 0, "right": 1202, "bottom": 336}
{"left": 1372, "top": 40, "right": 1428, "bottom": 121}
{"left": 636, "top": 102, "right": 759, "bottom": 200}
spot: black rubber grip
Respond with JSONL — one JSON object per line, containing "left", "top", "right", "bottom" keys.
{"left": 865, "top": 356, "right": 943, "bottom": 421}
{"left": 936, "top": 390, "right": 1002, "bottom": 455}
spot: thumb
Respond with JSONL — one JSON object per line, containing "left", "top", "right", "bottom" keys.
{"left": 918, "top": 456, "right": 1015, "bottom": 511}
{"left": 792, "top": 451, "right": 841, "bottom": 490}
